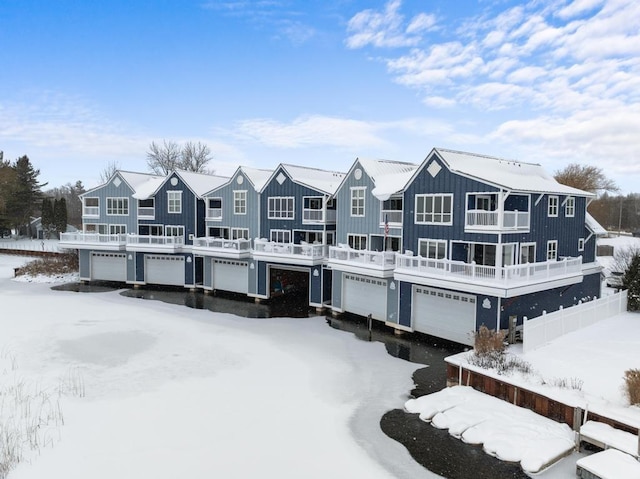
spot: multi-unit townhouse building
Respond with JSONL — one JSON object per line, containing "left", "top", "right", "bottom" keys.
{"left": 61, "top": 148, "right": 603, "bottom": 346}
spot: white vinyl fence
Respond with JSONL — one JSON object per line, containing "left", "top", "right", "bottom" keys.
{"left": 523, "top": 291, "right": 628, "bottom": 353}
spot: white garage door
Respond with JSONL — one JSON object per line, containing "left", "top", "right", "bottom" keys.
{"left": 212, "top": 259, "right": 248, "bottom": 294}
{"left": 412, "top": 286, "right": 476, "bottom": 346}
{"left": 91, "top": 252, "right": 126, "bottom": 282}
{"left": 342, "top": 274, "right": 387, "bottom": 321}
{"left": 145, "top": 255, "right": 185, "bottom": 286}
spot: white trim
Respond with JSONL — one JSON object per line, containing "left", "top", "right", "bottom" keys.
{"left": 347, "top": 233, "right": 367, "bottom": 250}
{"left": 231, "top": 227, "right": 249, "bottom": 240}
{"left": 350, "top": 187, "right": 366, "bottom": 217}
{"left": 233, "top": 190, "right": 247, "bottom": 215}
{"left": 418, "top": 238, "right": 447, "bottom": 259}
{"left": 519, "top": 242, "right": 536, "bottom": 264}
{"left": 578, "top": 237, "right": 585, "bottom": 252}
{"left": 83, "top": 197, "right": 100, "bottom": 217}
{"left": 270, "top": 229, "right": 291, "bottom": 243}
{"left": 167, "top": 190, "right": 182, "bottom": 214}
{"left": 548, "top": 195, "right": 559, "bottom": 217}
{"left": 268, "top": 196, "right": 295, "bottom": 219}
{"left": 414, "top": 193, "right": 453, "bottom": 225}
{"left": 547, "top": 240, "right": 558, "bottom": 260}
{"left": 565, "top": 196, "right": 575, "bottom": 217}
{"left": 106, "top": 197, "right": 129, "bottom": 216}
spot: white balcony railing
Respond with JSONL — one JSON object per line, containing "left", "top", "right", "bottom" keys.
{"left": 396, "top": 253, "right": 582, "bottom": 285}
{"left": 60, "top": 232, "right": 127, "bottom": 244}
{"left": 380, "top": 210, "right": 403, "bottom": 225}
{"left": 465, "top": 210, "right": 529, "bottom": 230}
{"left": 302, "top": 209, "right": 337, "bottom": 223}
{"left": 329, "top": 246, "right": 396, "bottom": 268}
{"left": 137, "top": 207, "right": 155, "bottom": 219}
{"left": 253, "top": 239, "right": 327, "bottom": 258}
{"left": 206, "top": 209, "right": 222, "bottom": 220}
{"left": 126, "top": 234, "right": 185, "bottom": 247}
{"left": 192, "top": 237, "right": 251, "bottom": 252}
{"left": 83, "top": 207, "right": 99, "bottom": 216}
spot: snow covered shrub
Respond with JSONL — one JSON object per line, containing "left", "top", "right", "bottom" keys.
{"left": 623, "top": 253, "right": 640, "bottom": 311}
{"left": 473, "top": 325, "right": 506, "bottom": 356}
{"left": 624, "top": 369, "right": 640, "bottom": 405}
{"left": 16, "top": 251, "right": 78, "bottom": 278}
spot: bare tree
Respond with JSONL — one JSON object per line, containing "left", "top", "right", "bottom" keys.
{"left": 99, "top": 160, "right": 121, "bottom": 183}
{"left": 146, "top": 140, "right": 182, "bottom": 175}
{"left": 554, "top": 163, "right": 618, "bottom": 194}
{"left": 181, "top": 141, "right": 213, "bottom": 174}
{"left": 147, "top": 140, "right": 214, "bottom": 175}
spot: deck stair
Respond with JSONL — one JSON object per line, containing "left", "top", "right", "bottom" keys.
{"left": 579, "top": 421, "right": 639, "bottom": 458}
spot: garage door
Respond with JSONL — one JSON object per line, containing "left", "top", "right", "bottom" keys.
{"left": 145, "top": 255, "right": 185, "bottom": 286}
{"left": 91, "top": 252, "right": 126, "bottom": 282}
{"left": 412, "top": 286, "right": 476, "bottom": 346}
{"left": 342, "top": 274, "right": 387, "bottom": 321}
{"left": 212, "top": 259, "right": 248, "bottom": 294}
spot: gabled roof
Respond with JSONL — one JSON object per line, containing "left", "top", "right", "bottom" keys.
{"left": 176, "top": 170, "right": 229, "bottom": 198}
{"left": 80, "top": 170, "right": 161, "bottom": 197}
{"left": 262, "top": 164, "right": 345, "bottom": 195}
{"left": 425, "top": 148, "right": 594, "bottom": 197}
{"left": 204, "top": 166, "right": 274, "bottom": 196}
{"left": 586, "top": 212, "right": 607, "bottom": 236}
{"left": 132, "top": 170, "right": 229, "bottom": 200}
{"left": 351, "top": 158, "right": 419, "bottom": 201}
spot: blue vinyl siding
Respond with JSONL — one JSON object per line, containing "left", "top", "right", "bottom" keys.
{"left": 81, "top": 172, "right": 138, "bottom": 234}
{"left": 398, "top": 281, "right": 412, "bottom": 328}
{"left": 310, "top": 266, "right": 322, "bottom": 305}
{"left": 127, "top": 252, "right": 136, "bottom": 282}
{"left": 138, "top": 173, "right": 197, "bottom": 245}
{"left": 387, "top": 279, "right": 399, "bottom": 324}
{"left": 332, "top": 272, "right": 343, "bottom": 309}
{"left": 204, "top": 170, "right": 261, "bottom": 239}
{"left": 260, "top": 166, "right": 333, "bottom": 240}
{"left": 334, "top": 161, "right": 384, "bottom": 244}
{"left": 79, "top": 249, "right": 90, "bottom": 279}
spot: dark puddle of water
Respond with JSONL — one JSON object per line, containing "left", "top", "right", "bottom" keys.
{"left": 119, "top": 286, "right": 314, "bottom": 318}
{"left": 51, "top": 281, "right": 122, "bottom": 293}
{"left": 328, "top": 314, "right": 528, "bottom": 479}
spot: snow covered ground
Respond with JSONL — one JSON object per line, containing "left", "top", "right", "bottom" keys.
{"left": 0, "top": 254, "right": 432, "bottom": 479}
{"left": 0, "top": 238, "right": 64, "bottom": 253}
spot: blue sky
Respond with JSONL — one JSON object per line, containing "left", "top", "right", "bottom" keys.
{"left": 1, "top": 0, "right": 638, "bottom": 193}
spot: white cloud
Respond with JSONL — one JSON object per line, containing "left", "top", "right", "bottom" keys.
{"left": 345, "top": 0, "right": 436, "bottom": 49}
{"left": 556, "top": 0, "right": 606, "bottom": 20}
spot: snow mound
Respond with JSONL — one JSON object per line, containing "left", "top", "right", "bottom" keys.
{"left": 12, "top": 272, "right": 79, "bottom": 284}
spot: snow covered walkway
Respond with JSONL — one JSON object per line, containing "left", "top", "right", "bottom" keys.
{"left": 405, "top": 385, "right": 576, "bottom": 474}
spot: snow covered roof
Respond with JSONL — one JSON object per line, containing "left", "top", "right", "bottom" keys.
{"left": 80, "top": 170, "right": 160, "bottom": 197}
{"left": 268, "top": 164, "right": 345, "bottom": 195}
{"left": 431, "top": 148, "right": 594, "bottom": 197}
{"left": 240, "top": 167, "right": 273, "bottom": 192}
{"left": 175, "top": 170, "right": 229, "bottom": 198}
{"left": 131, "top": 175, "right": 166, "bottom": 200}
{"left": 586, "top": 212, "right": 607, "bottom": 236}
{"left": 354, "top": 158, "right": 419, "bottom": 201}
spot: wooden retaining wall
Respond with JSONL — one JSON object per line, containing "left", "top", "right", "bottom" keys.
{"left": 446, "top": 363, "right": 638, "bottom": 434}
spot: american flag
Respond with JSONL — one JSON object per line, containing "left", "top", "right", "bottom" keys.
{"left": 384, "top": 214, "right": 389, "bottom": 237}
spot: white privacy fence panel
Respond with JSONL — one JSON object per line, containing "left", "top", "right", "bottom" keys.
{"left": 523, "top": 290, "right": 628, "bottom": 353}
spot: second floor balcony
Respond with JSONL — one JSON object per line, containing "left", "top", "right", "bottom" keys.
{"left": 465, "top": 209, "right": 530, "bottom": 232}
{"left": 328, "top": 246, "right": 396, "bottom": 276}
{"left": 59, "top": 232, "right": 127, "bottom": 250}
{"left": 126, "top": 234, "right": 184, "bottom": 253}
{"left": 252, "top": 238, "right": 327, "bottom": 264}
{"left": 302, "top": 208, "right": 336, "bottom": 224}
{"left": 191, "top": 237, "right": 252, "bottom": 258}
{"left": 395, "top": 253, "right": 583, "bottom": 297}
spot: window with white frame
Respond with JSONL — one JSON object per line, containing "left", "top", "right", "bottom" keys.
{"left": 167, "top": 191, "right": 182, "bottom": 214}
{"left": 268, "top": 197, "right": 294, "bottom": 219}
{"left": 207, "top": 198, "right": 222, "bottom": 219}
{"left": 578, "top": 237, "right": 585, "bottom": 252}
{"left": 270, "top": 229, "right": 291, "bottom": 243}
{"left": 208, "top": 226, "right": 229, "bottom": 239}
{"left": 165, "top": 226, "right": 184, "bottom": 237}
{"left": 418, "top": 239, "right": 447, "bottom": 259}
{"left": 83, "top": 197, "right": 99, "bottom": 216}
{"left": 106, "top": 198, "right": 128, "bottom": 215}
{"left": 85, "top": 223, "right": 107, "bottom": 234}
{"left": 347, "top": 234, "right": 367, "bottom": 250}
{"left": 350, "top": 187, "right": 365, "bottom": 217}
{"left": 234, "top": 191, "right": 247, "bottom": 215}
{"left": 565, "top": 196, "right": 575, "bottom": 217}
{"left": 520, "top": 242, "right": 536, "bottom": 264}
{"left": 109, "top": 224, "right": 126, "bottom": 235}
{"left": 415, "top": 194, "right": 453, "bottom": 224}
{"left": 231, "top": 228, "right": 249, "bottom": 240}
{"left": 548, "top": 196, "right": 558, "bottom": 217}
{"left": 547, "top": 240, "right": 558, "bottom": 260}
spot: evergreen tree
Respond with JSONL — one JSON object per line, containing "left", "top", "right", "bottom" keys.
{"left": 6, "top": 156, "right": 47, "bottom": 236}
{"left": 0, "top": 161, "right": 16, "bottom": 235}
{"left": 623, "top": 253, "right": 640, "bottom": 312}
{"left": 53, "top": 197, "right": 68, "bottom": 237}
{"left": 41, "top": 198, "right": 55, "bottom": 239}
